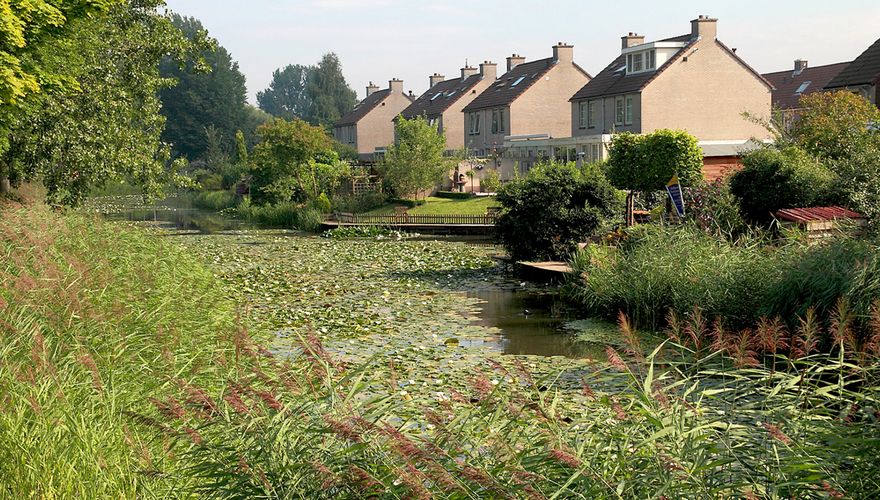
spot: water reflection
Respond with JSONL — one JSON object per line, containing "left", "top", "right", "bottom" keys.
{"left": 468, "top": 289, "right": 606, "bottom": 359}
{"left": 100, "top": 197, "right": 242, "bottom": 234}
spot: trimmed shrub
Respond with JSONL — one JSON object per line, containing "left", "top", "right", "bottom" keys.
{"left": 496, "top": 161, "right": 620, "bottom": 261}
{"left": 606, "top": 130, "right": 704, "bottom": 192}
{"left": 435, "top": 191, "right": 474, "bottom": 200}
{"left": 332, "top": 192, "right": 387, "bottom": 213}
{"left": 729, "top": 146, "right": 838, "bottom": 224}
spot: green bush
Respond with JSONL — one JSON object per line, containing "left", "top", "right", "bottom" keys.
{"left": 684, "top": 178, "right": 748, "bottom": 239}
{"left": 192, "top": 190, "right": 237, "bottom": 211}
{"left": 729, "top": 146, "right": 838, "bottom": 223}
{"left": 389, "top": 198, "right": 427, "bottom": 208}
{"left": 496, "top": 160, "right": 620, "bottom": 261}
{"left": 331, "top": 192, "right": 387, "bottom": 213}
{"left": 480, "top": 168, "right": 501, "bottom": 193}
{"left": 313, "top": 192, "right": 332, "bottom": 213}
{"left": 435, "top": 190, "right": 474, "bottom": 200}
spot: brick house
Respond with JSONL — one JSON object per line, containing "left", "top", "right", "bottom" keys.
{"left": 461, "top": 43, "right": 591, "bottom": 179}
{"left": 558, "top": 16, "right": 773, "bottom": 180}
{"left": 333, "top": 79, "right": 414, "bottom": 162}
{"left": 763, "top": 59, "right": 850, "bottom": 129}
{"left": 399, "top": 62, "right": 497, "bottom": 152}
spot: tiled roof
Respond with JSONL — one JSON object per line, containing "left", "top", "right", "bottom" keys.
{"left": 826, "top": 37, "right": 880, "bottom": 89}
{"left": 463, "top": 58, "right": 589, "bottom": 112}
{"left": 335, "top": 89, "right": 413, "bottom": 127}
{"left": 775, "top": 206, "right": 864, "bottom": 223}
{"left": 763, "top": 62, "right": 850, "bottom": 109}
{"left": 570, "top": 35, "right": 773, "bottom": 102}
{"left": 570, "top": 35, "right": 693, "bottom": 101}
{"left": 400, "top": 74, "right": 483, "bottom": 119}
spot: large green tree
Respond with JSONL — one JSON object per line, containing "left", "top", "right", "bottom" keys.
{"left": 379, "top": 116, "right": 449, "bottom": 199}
{"left": 249, "top": 118, "right": 336, "bottom": 205}
{"left": 257, "top": 64, "right": 312, "bottom": 121}
{"left": 159, "top": 15, "right": 249, "bottom": 160}
{"left": 0, "top": 0, "right": 122, "bottom": 192}
{"left": 2, "top": 0, "right": 205, "bottom": 205}
{"left": 257, "top": 53, "right": 357, "bottom": 129}
{"left": 307, "top": 53, "right": 357, "bottom": 129}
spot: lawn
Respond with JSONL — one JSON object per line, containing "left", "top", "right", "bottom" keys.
{"left": 365, "top": 195, "right": 500, "bottom": 215}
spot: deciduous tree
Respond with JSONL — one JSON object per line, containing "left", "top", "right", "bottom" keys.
{"left": 379, "top": 116, "right": 449, "bottom": 199}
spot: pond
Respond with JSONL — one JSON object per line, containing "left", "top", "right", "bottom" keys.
{"left": 91, "top": 195, "right": 616, "bottom": 363}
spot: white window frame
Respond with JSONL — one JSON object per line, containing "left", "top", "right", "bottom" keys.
{"left": 587, "top": 100, "right": 597, "bottom": 129}
{"left": 469, "top": 113, "right": 481, "bottom": 135}
{"left": 578, "top": 102, "right": 588, "bottom": 129}
{"left": 615, "top": 96, "right": 625, "bottom": 125}
{"left": 491, "top": 110, "right": 499, "bottom": 134}
{"left": 499, "top": 109, "right": 505, "bottom": 133}
{"left": 625, "top": 95, "right": 634, "bottom": 125}
{"left": 647, "top": 50, "right": 656, "bottom": 70}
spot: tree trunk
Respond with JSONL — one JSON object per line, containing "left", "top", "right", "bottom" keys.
{"left": 625, "top": 191, "right": 635, "bottom": 227}
{"left": 0, "top": 176, "right": 10, "bottom": 195}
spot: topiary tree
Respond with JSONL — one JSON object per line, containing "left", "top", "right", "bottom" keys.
{"left": 606, "top": 130, "right": 704, "bottom": 192}
{"left": 605, "top": 130, "right": 703, "bottom": 224}
{"left": 495, "top": 161, "right": 620, "bottom": 261}
{"left": 729, "top": 146, "right": 838, "bottom": 223}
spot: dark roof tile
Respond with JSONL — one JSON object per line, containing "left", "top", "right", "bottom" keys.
{"left": 763, "top": 62, "right": 850, "bottom": 109}
{"left": 570, "top": 35, "right": 693, "bottom": 101}
{"left": 400, "top": 74, "right": 483, "bottom": 119}
{"left": 826, "top": 37, "right": 880, "bottom": 89}
{"left": 462, "top": 58, "right": 554, "bottom": 112}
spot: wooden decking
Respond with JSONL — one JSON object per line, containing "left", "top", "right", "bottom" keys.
{"left": 321, "top": 212, "right": 496, "bottom": 235}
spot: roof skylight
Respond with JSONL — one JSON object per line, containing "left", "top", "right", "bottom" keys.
{"left": 511, "top": 76, "right": 526, "bottom": 87}
{"left": 795, "top": 81, "right": 812, "bottom": 94}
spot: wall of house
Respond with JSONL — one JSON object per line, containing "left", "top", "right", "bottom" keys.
{"left": 511, "top": 62, "right": 590, "bottom": 139}
{"left": 571, "top": 94, "right": 642, "bottom": 136}
{"left": 463, "top": 107, "right": 510, "bottom": 156}
{"left": 355, "top": 91, "right": 413, "bottom": 158}
{"left": 442, "top": 78, "right": 495, "bottom": 151}
{"left": 641, "top": 39, "right": 772, "bottom": 141}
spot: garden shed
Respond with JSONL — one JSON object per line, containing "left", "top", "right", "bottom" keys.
{"left": 775, "top": 206, "right": 866, "bottom": 239}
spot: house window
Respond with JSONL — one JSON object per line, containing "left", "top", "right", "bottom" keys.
{"left": 625, "top": 95, "right": 634, "bottom": 125}
{"left": 491, "top": 110, "right": 499, "bottom": 134}
{"left": 615, "top": 96, "right": 625, "bottom": 125}
{"left": 499, "top": 109, "right": 505, "bottom": 133}
{"left": 469, "top": 113, "right": 481, "bottom": 135}
{"left": 647, "top": 50, "right": 656, "bottom": 70}
{"left": 591, "top": 143, "right": 601, "bottom": 162}
{"left": 578, "top": 102, "right": 588, "bottom": 129}
{"left": 632, "top": 53, "right": 643, "bottom": 72}
{"left": 511, "top": 76, "right": 526, "bottom": 87}
{"left": 587, "top": 100, "right": 597, "bottom": 128}
{"left": 795, "top": 81, "right": 812, "bottom": 94}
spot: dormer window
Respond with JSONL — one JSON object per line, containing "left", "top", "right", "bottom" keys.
{"left": 626, "top": 50, "right": 656, "bottom": 74}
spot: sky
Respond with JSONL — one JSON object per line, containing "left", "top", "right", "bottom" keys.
{"left": 164, "top": 0, "right": 880, "bottom": 104}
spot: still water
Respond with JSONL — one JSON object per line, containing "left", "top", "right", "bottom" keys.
{"left": 97, "top": 196, "right": 604, "bottom": 359}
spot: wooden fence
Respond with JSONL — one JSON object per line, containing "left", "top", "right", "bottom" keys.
{"left": 328, "top": 212, "right": 497, "bottom": 226}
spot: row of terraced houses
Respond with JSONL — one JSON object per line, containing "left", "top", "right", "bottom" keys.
{"left": 333, "top": 15, "right": 880, "bottom": 187}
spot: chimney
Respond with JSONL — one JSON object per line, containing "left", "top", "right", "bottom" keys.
{"left": 621, "top": 32, "right": 645, "bottom": 50}
{"left": 389, "top": 78, "right": 404, "bottom": 94}
{"left": 552, "top": 42, "right": 574, "bottom": 63}
{"left": 506, "top": 54, "right": 526, "bottom": 72}
{"left": 365, "top": 81, "right": 379, "bottom": 97}
{"left": 429, "top": 73, "right": 445, "bottom": 88}
{"left": 479, "top": 60, "right": 497, "bottom": 80}
{"left": 460, "top": 65, "right": 479, "bottom": 80}
{"left": 691, "top": 15, "right": 718, "bottom": 40}
{"left": 794, "top": 59, "right": 809, "bottom": 74}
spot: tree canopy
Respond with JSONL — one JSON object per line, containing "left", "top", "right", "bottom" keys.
{"left": 1, "top": 0, "right": 205, "bottom": 205}
{"left": 257, "top": 53, "right": 357, "bottom": 129}
{"left": 158, "top": 15, "right": 250, "bottom": 160}
{"left": 378, "top": 116, "right": 449, "bottom": 199}
{"left": 249, "top": 118, "right": 340, "bottom": 205}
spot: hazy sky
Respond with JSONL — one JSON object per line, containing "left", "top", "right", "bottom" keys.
{"left": 164, "top": 0, "right": 880, "bottom": 104}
